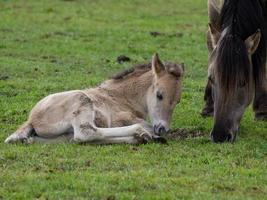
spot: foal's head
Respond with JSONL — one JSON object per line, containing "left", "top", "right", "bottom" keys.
{"left": 147, "top": 54, "right": 184, "bottom": 135}
{"left": 208, "top": 25, "right": 261, "bottom": 142}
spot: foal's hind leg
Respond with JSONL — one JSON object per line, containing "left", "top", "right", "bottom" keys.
{"left": 5, "top": 121, "right": 34, "bottom": 144}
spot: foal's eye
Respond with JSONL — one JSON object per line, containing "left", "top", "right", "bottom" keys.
{"left": 156, "top": 91, "right": 163, "bottom": 100}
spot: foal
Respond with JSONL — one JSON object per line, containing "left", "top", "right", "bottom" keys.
{"left": 5, "top": 54, "right": 184, "bottom": 144}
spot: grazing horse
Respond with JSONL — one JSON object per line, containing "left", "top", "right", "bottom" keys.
{"left": 5, "top": 54, "right": 184, "bottom": 144}
{"left": 202, "top": 0, "right": 267, "bottom": 142}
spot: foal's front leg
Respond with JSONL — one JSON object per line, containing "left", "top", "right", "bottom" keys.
{"left": 73, "top": 123, "right": 153, "bottom": 144}
{"left": 72, "top": 108, "right": 153, "bottom": 144}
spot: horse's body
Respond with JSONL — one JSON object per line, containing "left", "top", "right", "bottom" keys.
{"left": 5, "top": 54, "right": 184, "bottom": 144}
{"left": 203, "top": 0, "right": 267, "bottom": 142}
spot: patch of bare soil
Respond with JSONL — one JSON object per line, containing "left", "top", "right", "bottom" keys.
{"left": 167, "top": 128, "right": 206, "bottom": 140}
{"left": 117, "top": 55, "right": 131, "bottom": 63}
{"left": 150, "top": 31, "right": 183, "bottom": 38}
{"left": 0, "top": 75, "right": 9, "bottom": 80}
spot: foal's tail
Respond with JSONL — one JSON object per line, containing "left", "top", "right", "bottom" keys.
{"left": 4, "top": 121, "right": 34, "bottom": 144}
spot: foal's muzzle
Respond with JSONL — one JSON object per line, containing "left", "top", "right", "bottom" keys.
{"left": 154, "top": 124, "right": 167, "bottom": 135}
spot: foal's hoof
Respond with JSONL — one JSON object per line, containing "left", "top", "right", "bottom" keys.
{"left": 134, "top": 134, "right": 151, "bottom": 144}
{"left": 201, "top": 106, "right": 214, "bottom": 118}
{"left": 255, "top": 112, "right": 267, "bottom": 121}
{"left": 134, "top": 128, "right": 153, "bottom": 144}
{"left": 152, "top": 135, "right": 168, "bottom": 144}
{"left": 5, "top": 134, "right": 33, "bottom": 144}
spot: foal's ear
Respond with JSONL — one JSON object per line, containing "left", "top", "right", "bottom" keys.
{"left": 168, "top": 63, "right": 185, "bottom": 78}
{"left": 208, "top": 23, "right": 220, "bottom": 49}
{"left": 152, "top": 53, "right": 165, "bottom": 76}
{"left": 245, "top": 29, "right": 261, "bottom": 55}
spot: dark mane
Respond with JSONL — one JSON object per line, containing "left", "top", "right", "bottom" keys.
{"left": 111, "top": 63, "right": 151, "bottom": 80}
{"left": 111, "top": 62, "right": 183, "bottom": 80}
{"left": 215, "top": 31, "right": 251, "bottom": 100}
{"left": 216, "top": 0, "right": 267, "bottom": 103}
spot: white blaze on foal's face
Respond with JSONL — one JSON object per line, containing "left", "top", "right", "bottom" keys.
{"left": 147, "top": 53, "right": 184, "bottom": 135}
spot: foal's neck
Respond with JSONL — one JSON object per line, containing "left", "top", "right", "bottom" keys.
{"left": 101, "top": 71, "right": 153, "bottom": 118}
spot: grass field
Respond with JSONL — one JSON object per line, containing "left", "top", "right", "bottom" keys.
{"left": 0, "top": 0, "right": 266, "bottom": 199}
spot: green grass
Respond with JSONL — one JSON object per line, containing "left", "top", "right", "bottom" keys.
{"left": 0, "top": 0, "right": 266, "bottom": 199}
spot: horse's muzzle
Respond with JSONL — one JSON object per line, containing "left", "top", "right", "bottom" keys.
{"left": 210, "top": 130, "right": 237, "bottom": 143}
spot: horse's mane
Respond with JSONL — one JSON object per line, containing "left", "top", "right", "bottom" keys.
{"left": 215, "top": 31, "right": 251, "bottom": 99}
{"left": 215, "top": 0, "right": 266, "bottom": 103}
{"left": 111, "top": 63, "right": 151, "bottom": 80}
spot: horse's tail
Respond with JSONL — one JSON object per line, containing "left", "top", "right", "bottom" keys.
{"left": 5, "top": 121, "right": 34, "bottom": 143}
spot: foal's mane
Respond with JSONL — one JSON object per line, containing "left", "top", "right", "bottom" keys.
{"left": 215, "top": 0, "right": 266, "bottom": 103}
{"left": 111, "top": 62, "right": 182, "bottom": 80}
{"left": 111, "top": 63, "right": 151, "bottom": 80}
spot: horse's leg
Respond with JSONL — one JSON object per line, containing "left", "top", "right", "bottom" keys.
{"left": 202, "top": 26, "right": 215, "bottom": 117}
{"left": 201, "top": 79, "right": 214, "bottom": 117}
{"left": 208, "top": 0, "right": 223, "bottom": 30}
{"left": 253, "top": 18, "right": 267, "bottom": 120}
{"left": 202, "top": 0, "right": 223, "bottom": 118}
{"left": 253, "top": 83, "right": 267, "bottom": 120}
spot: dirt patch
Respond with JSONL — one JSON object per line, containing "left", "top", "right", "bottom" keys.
{"left": 0, "top": 91, "right": 17, "bottom": 97}
{"left": 64, "top": 16, "right": 72, "bottom": 21}
{"left": 150, "top": 31, "right": 164, "bottom": 37}
{"left": 41, "top": 55, "right": 59, "bottom": 63}
{"left": 150, "top": 31, "right": 183, "bottom": 38}
{"left": 0, "top": 75, "right": 9, "bottom": 80}
{"left": 0, "top": 28, "right": 13, "bottom": 33}
{"left": 117, "top": 55, "right": 131, "bottom": 63}
{"left": 167, "top": 128, "right": 206, "bottom": 140}
{"left": 40, "top": 31, "right": 74, "bottom": 39}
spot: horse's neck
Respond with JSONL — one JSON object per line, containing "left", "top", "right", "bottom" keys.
{"left": 100, "top": 71, "right": 153, "bottom": 118}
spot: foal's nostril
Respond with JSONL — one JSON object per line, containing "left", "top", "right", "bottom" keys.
{"left": 158, "top": 126, "right": 166, "bottom": 134}
{"left": 153, "top": 125, "right": 157, "bottom": 134}
{"left": 153, "top": 124, "right": 167, "bottom": 135}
